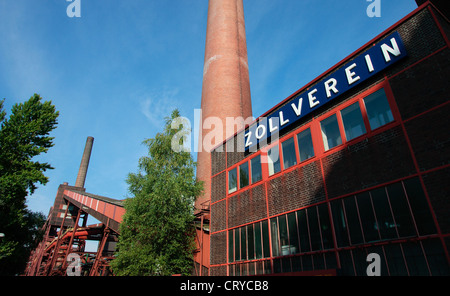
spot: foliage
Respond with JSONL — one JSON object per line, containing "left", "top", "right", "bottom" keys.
{"left": 0, "top": 94, "right": 58, "bottom": 275}
{"left": 110, "top": 109, "right": 203, "bottom": 276}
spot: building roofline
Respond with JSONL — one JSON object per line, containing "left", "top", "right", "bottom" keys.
{"left": 212, "top": 1, "right": 436, "bottom": 151}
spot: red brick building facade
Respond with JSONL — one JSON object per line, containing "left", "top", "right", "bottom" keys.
{"left": 208, "top": 3, "right": 450, "bottom": 276}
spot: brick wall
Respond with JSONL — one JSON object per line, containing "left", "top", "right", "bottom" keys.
{"left": 209, "top": 5, "right": 450, "bottom": 274}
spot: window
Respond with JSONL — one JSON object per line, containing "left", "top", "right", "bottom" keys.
{"left": 267, "top": 145, "right": 281, "bottom": 176}
{"left": 239, "top": 162, "right": 249, "bottom": 189}
{"left": 251, "top": 156, "right": 262, "bottom": 183}
{"left": 341, "top": 102, "right": 366, "bottom": 141}
{"left": 281, "top": 137, "right": 297, "bottom": 169}
{"left": 321, "top": 114, "right": 342, "bottom": 151}
{"left": 363, "top": 88, "right": 394, "bottom": 130}
{"left": 228, "top": 168, "right": 237, "bottom": 194}
{"left": 297, "top": 128, "right": 314, "bottom": 162}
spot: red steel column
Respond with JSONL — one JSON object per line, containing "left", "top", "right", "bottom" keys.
{"left": 196, "top": 0, "right": 253, "bottom": 210}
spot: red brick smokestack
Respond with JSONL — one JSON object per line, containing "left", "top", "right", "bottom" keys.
{"left": 75, "top": 136, "right": 94, "bottom": 188}
{"left": 196, "top": 0, "right": 253, "bottom": 211}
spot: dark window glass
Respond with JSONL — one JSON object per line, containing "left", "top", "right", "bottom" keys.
{"left": 363, "top": 88, "right": 394, "bottom": 130}
{"left": 228, "top": 168, "right": 237, "bottom": 194}
{"left": 356, "top": 192, "right": 379, "bottom": 242}
{"left": 234, "top": 228, "right": 240, "bottom": 261}
{"left": 330, "top": 200, "right": 349, "bottom": 248}
{"left": 268, "top": 145, "right": 281, "bottom": 176}
{"left": 387, "top": 183, "right": 416, "bottom": 237}
{"left": 297, "top": 128, "right": 315, "bottom": 162}
{"left": 287, "top": 212, "right": 300, "bottom": 254}
{"left": 403, "top": 178, "right": 437, "bottom": 235}
{"left": 308, "top": 207, "right": 322, "bottom": 251}
{"left": 282, "top": 137, "right": 297, "bottom": 169}
{"left": 239, "top": 162, "right": 249, "bottom": 189}
{"left": 228, "top": 230, "right": 234, "bottom": 263}
{"left": 339, "top": 250, "right": 355, "bottom": 276}
{"left": 402, "top": 242, "right": 429, "bottom": 276}
{"left": 254, "top": 222, "right": 263, "bottom": 259}
{"left": 321, "top": 114, "right": 342, "bottom": 151}
{"left": 282, "top": 257, "right": 291, "bottom": 273}
{"left": 343, "top": 196, "right": 364, "bottom": 245}
{"left": 352, "top": 248, "right": 368, "bottom": 276}
{"left": 384, "top": 244, "right": 408, "bottom": 276}
{"left": 247, "top": 224, "right": 255, "bottom": 260}
{"left": 325, "top": 252, "right": 338, "bottom": 270}
{"left": 371, "top": 187, "right": 397, "bottom": 240}
{"left": 318, "top": 204, "right": 333, "bottom": 249}
{"left": 251, "top": 155, "right": 262, "bottom": 183}
{"left": 270, "top": 218, "right": 280, "bottom": 257}
{"left": 278, "top": 215, "right": 290, "bottom": 255}
{"left": 297, "top": 209, "right": 311, "bottom": 252}
{"left": 422, "top": 239, "right": 450, "bottom": 276}
{"left": 313, "top": 253, "right": 325, "bottom": 271}
{"left": 241, "top": 226, "right": 247, "bottom": 260}
{"left": 262, "top": 220, "right": 271, "bottom": 258}
{"left": 341, "top": 102, "right": 367, "bottom": 141}
{"left": 302, "top": 255, "right": 313, "bottom": 271}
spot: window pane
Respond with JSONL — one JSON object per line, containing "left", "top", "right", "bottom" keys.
{"left": 341, "top": 102, "right": 366, "bottom": 141}
{"left": 422, "top": 239, "right": 450, "bottom": 276}
{"left": 371, "top": 187, "right": 397, "bottom": 240}
{"left": 402, "top": 242, "right": 429, "bottom": 276}
{"left": 241, "top": 226, "right": 247, "bottom": 260}
{"left": 387, "top": 183, "right": 416, "bottom": 237}
{"left": 321, "top": 114, "right": 342, "bottom": 151}
{"left": 251, "top": 155, "right": 262, "bottom": 183}
{"left": 262, "top": 220, "right": 271, "bottom": 258}
{"left": 228, "top": 230, "right": 234, "bottom": 263}
{"left": 247, "top": 224, "right": 255, "bottom": 260}
{"left": 330, "top": 200, "right": 349, "bottom": 248}
{"left": 364, "top": 88, "right": 394, "bottom": 130}
{"left": 239, "top": 162, "right": 249, "bottom": 189}
{"left": 282, "top": 137, "right": 297, "bottom": 169}
{"left": 308, "top": 207, "right": 322, "bottom": 251}
{"left": 297, "top": 128, "right": 315, "bottom": 162}
{"left": 343, "top": 196, "right": 364, "bottom": 245}
{"left": 254, "top": 222, "right": 263, "bottom": 259}
{"left": 234, "top": 228, "right": 240, "bottom": 261}
{"left": 287, "top": 212, "right": 300, "bottom": 254}
{"left": 270, "top": 218, "right": 280, "bottom": 257}
{"left": 355, "top": 192, "right": 379, "bottom": 242}
{"left": 403, "top": 178, "right": 437, "bottom": 236}
{"left": 228, "top": 168, "right": 237, "bottom": 194}
{"left": 267, "top": 145, "right": 281, "bottom": 176}
{"left": 318, "top": 204, "right": 333, "bottom": 249}
{"left": 278, "top": 215, "right": 289, "bottom": 255}
{"left": 297, "top": 209, "right": 310, "bottom": 252}
{"left": 384, "top": 244, "right": 408, "bottom": 276}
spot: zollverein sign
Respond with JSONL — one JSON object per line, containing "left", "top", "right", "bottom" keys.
{"left": 244, "top": 31, "right": 407, "bottom": 151}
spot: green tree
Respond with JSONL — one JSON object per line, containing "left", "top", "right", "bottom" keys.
{"left": 111, "top": 109, "right": 203, "bottom": 276}
{"left": 0, "top": 94, "right": 59, "bottom": 275}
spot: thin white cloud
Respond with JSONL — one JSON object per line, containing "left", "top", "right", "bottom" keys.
{"left": 139, "top": 88, "right": 180, "bottom": 128}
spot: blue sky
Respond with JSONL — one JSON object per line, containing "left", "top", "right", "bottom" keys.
{"left": 0, "top": 0, "right": 417, "bottom": 219}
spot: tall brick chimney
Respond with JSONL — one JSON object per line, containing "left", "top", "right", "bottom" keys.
{"left": 196, "top": 0, "right": 253, "bottom": 210}
{"left": 75, "top": 136, "right": 94, "bottom": 188}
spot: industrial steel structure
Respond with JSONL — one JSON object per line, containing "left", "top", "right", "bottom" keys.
{"left": 24, "top": 137, "right": 125, "bottom": 276}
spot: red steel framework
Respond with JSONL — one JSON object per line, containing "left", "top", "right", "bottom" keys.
{"left": 24, "top": 189, "right": 123, "bottom": 276}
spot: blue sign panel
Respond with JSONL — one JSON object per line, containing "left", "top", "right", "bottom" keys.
{"left": 244, "top": 31, "right": 407, "bottom": 151}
